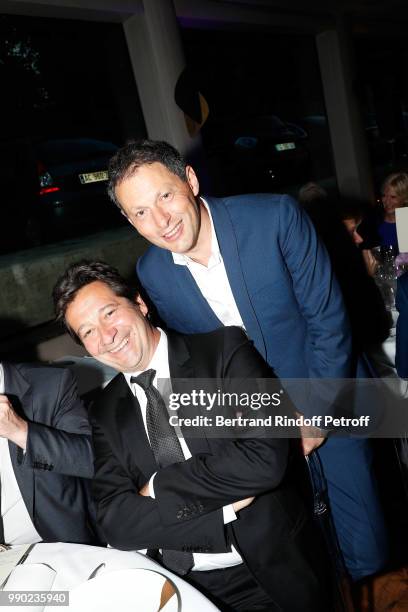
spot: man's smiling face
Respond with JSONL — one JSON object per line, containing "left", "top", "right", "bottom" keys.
{"left": 65, "top": 280, "right": 159, "bottom": 373}
{"left": 115, "top": 162, "right": 203, "bottom": 256}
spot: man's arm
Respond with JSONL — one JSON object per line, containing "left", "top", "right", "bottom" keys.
{"left": 277, "top": 196, "right": 352, "bottom": 443}
{"left": 153, "top": 333, "right": 288, "bottom": 525}
{"left": 90, "top": 411, "right": 229, "bottom": 553}
{"left": 278, "top": 198, "right": 353, "bottom": 452}
{"left": 151, "top": 437, "right": 286, "bottom": 527}
{"left": 14, "top": 368, "right": 93, "bottom": 478}
{"left": 279, "top": 196, "right": 351, "bottom": 380}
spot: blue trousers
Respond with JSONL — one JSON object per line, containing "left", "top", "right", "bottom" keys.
{"left": 318, "top": 437, "right": 388, "bottom": 581}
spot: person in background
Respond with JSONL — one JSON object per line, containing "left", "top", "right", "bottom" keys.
{"left": 0, "top": 361, "right": 97, "bottom": 546}
{"left": 299, "top": 187, "right": 391, "bottom": 355}
{"left": 340, "top": 201, "right": 380, "bottom": 278}
{"left": 297, "top": 181, "right": 328, "bottom": 205}
{"left": 377, "top": 172, "right": 408, "bottom": 250}
{"left": 298, "top": 182, "right": 377, "bottom": 277}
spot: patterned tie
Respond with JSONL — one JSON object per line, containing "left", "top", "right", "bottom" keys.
{"left": 131, "top": 369, "right": 194, "bottom": 575}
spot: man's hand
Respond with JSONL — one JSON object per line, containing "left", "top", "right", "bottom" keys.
{"left": 139, "top": 482, "right": 150, "bottom": 497}
{"left": 0, "top": 395, "right": 28, "bottom": 450}
{"left": 362, "top": 249, "right": 378, "bottom": 277}
{"left": 300, "top": 436, "right": 325, "bottom": 455}
{"left": 232, "top": 497, "right": 255, "bottom": 512}
{"left": 296, "top": 411, "right": 326, "bottom": 455}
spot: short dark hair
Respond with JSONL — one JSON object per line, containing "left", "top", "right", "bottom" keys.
{"left": 336, "top": 198, "right": 366, "bottom": 224}
{"left": 53, "top": 260, "right": 136, "bottom": 343}
{"left": 108, "top": 139, "right": 187, "bottom": 209}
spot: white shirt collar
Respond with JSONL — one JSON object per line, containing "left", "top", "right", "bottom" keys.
{"left": 123, "top": 328, "right": 169, "bottom": 389}
{"left": 0, "top": 363, "right": 4, "bottom": 395}
{"left": 172, "top": 198, "right": 221, "bottom": 269}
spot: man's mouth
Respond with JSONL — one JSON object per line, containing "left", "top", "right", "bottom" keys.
{"left": 163, "top": 220, "right": 182, "bottom": 240}
{"left": 109, "top": 337, "right": 129, "bottom": 354}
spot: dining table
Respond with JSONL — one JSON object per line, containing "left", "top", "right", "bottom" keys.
{"left": 0, "top": 542, "right": 220, "bottom": 612}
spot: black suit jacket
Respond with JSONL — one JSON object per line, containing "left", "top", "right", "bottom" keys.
{"left": 90, "top": 328, "right": 329, "bottom": 611}
{"left": 3, "top": 362, "right": 98, "bottom": 544}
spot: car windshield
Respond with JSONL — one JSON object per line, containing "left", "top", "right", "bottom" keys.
{"left": 35, "top": 139, "right": 117, "bottom": 164}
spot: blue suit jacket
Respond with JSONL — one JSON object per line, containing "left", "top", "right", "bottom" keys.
{"left": 137, "top": 194, "right": 351, "bottom": 410}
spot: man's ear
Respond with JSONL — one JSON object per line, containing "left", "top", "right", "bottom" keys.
{"left": 135, "top": 294, "right": 149, "bottom": 317}
{"left": 186, "top": 165, "right": 200, "bottom": 196}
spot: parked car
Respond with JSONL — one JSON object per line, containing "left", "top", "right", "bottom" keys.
{"left": 27, "top": 137, "right": 125, "bottom": 244}
{"left": 203, "top": 115, "right": 311, "bottom": 195}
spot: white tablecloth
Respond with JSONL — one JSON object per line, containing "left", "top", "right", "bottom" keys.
{"left": 1, "top": 543, "right": 219, "bottom": 612}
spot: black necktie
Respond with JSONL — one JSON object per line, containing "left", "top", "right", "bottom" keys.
{"left": 131, "top": 369, "right": 194, "bottom": 575}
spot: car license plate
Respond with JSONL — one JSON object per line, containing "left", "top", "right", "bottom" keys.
{"left": 79, "top": 171, "right": 108, "bottom": 184}
{"left": 275, "top": 142, "right": 296, "bottom": 152}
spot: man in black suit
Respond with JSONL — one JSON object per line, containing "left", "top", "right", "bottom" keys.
{"left": 0, "top": 361, "right": 97, "bottom": 545}
{"left": 53, "top": 260, "right": 330, "bottom": 612}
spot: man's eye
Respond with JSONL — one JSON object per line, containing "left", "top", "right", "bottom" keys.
{"left": 135, "top": 210, "right": 145, "bottom": 218}
{"left": 82, "top": 329, "right": 93, "bottom": 339}
{"left": 106, "top": 309, "right": 116, "bottom": 318}
{"left": 162, "top": 192, "right": 173, "bottom": 201}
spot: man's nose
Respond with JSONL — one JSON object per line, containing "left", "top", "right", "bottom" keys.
{"left": 153, "top": 206, "right": 171, "bottom": 228}
{"left": 100, "top": 324, "right": 116, "bottom": 346}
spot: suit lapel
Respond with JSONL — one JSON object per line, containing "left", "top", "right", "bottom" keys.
{"left": 207, "top": 197, "right": 266, "bottom": 357}
{"left": 170, "top": 260, "right": 222, "bottom": 332}
{"left": 167, "top": 331, "right": 211, "bottom": 456}
{"left": 114, "top": 333, "right": 213, "bottom": 474}
{"left": 2, "top": 363, "right": 35, "bottom": 522}
{"left": 114, "top": 376, "right": 157, "bottom": 479}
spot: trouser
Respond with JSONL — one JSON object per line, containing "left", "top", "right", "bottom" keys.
{"left": 318, "top": 437, "right": 389, "bottom": 581}
{"left": 185, "top": 562, "right": 278, "bottom": 612}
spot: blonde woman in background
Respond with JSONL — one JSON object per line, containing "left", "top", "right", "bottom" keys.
{"left": 378, "top": 172, "right": 408, "bottom": 249}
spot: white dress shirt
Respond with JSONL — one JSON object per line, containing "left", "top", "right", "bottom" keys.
{"left": 172, "top": 199, "right": 245, "bottom": 328}
{"left": 0, "top": 364, "right": 41, "bottom": 545}
{"left": 124, "top": 330, "right": 243, "bottom": 571}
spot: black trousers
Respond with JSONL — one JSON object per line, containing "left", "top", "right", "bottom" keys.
{"left": 184, "top": 562, "right": 279, "bottom": 612}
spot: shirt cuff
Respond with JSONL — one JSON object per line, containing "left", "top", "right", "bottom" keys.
{"left": 148, "top": 473, "right": 156, "bottom": 498}
{"left": 222, "top": 504, "right": 237, "bottom": 524}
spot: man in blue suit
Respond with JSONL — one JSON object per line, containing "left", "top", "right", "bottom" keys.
{"left": 107, "top": 139, "right": 388, "bottom": 581}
